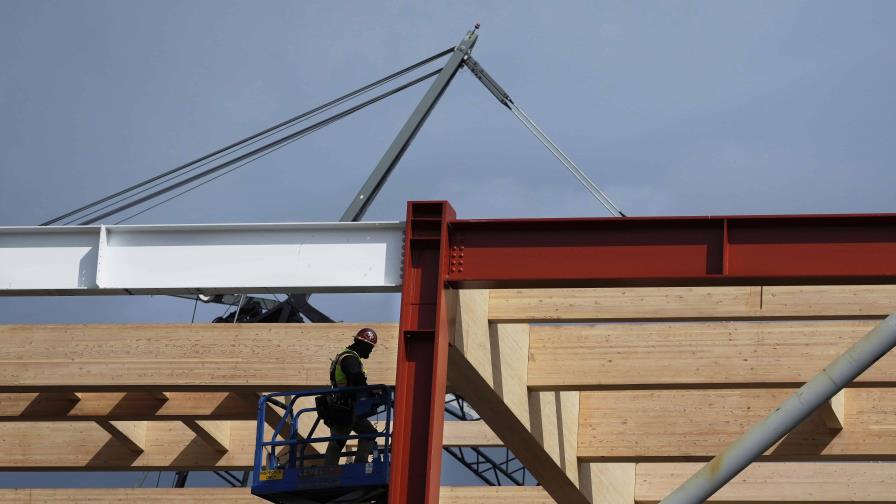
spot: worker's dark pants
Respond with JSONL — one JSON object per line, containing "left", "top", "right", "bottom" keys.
{"left": 324, "top": 417, "right": 377, "bottom": 465}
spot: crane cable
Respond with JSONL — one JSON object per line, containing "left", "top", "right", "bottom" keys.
{"left": 41, "top": 48, "right": 454, "bottom": 226}
{"left": 463, "top": 55, "right": 625, "bottom": 217}
{"left": 81, "top": 68, "right": 442, "bottom": 225}
{"left": 75, "top": 60, "right": 431, "bottom": 226}
{"left": 507, "top": 102, "right": 625, "bottom": 217}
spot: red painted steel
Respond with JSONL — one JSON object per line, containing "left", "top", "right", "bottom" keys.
{"left": 392, "top": 206, "right": 896, "bottom": 498}
{"left": 389, "top": 201, "right": 455, "bottom": 504}
{"left": 446, "top": 214, "right": 896, "bottom": 288}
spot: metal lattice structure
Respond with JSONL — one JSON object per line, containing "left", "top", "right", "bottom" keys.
{"left": 444, "top": 394, "right": 531, "bottom": 486}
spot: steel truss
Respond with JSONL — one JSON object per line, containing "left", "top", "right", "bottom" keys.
{"left": 444, "top": 394, "right": 532, "bottom": 486}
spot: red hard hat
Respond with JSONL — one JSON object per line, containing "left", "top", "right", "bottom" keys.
{"left": 355, "top": 327, "right": 378, "bottom": 346}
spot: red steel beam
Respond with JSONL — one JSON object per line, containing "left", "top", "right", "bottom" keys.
{"left": 389, "top": 201, "right": 455, "bottom": 504}
{"left": 446, "top": 214, "right": 896, "bottom": 288}
{"left": 392, "top": 206, "right": 896, "bottom": 502}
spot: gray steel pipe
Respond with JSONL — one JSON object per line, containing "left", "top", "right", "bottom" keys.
{"left": 661, "top": 313, "right": 896, "bottom": 504}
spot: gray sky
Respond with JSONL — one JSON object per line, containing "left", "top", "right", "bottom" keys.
{"left": 1, "top": 0, "right": 894, "bottom": 489}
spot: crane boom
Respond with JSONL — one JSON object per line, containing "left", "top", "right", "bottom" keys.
{"left": 341, "top": 30, "right": 479, "bottom": 222}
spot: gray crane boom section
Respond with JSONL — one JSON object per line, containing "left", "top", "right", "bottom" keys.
{"left": 340, "top": 30, "right": 479, "bottom": 222}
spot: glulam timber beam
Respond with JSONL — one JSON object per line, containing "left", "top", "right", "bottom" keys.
{"left": 0, "top": 324, "right": 398, "bottom": 391}
{"left": 0, "top": 392, "right": 256, "bottom": 420}
{"left": 0, "top": 420, "right": 499, "bottom": 470}
{"left": 2, "top": 465, "right": 896, "bottom": 504}
{"left": 447, "top": 289, "right": 590, "bottom": 504}
{"left": 95, "top": 420, "right": 147, "bottom": 452}
{"left": 820, "top": 390, "right": 846, "bottom": 429}
{"left": 0, "top": 221, "right": 404, "bottom": 295}
{"left": 489, "top": 285, "right": 896, "bottom": 322}
{"left": 527, "top": 320, "right": 896, "bottom": 389}
{"left": 182, "top": 420, "right": 229, "bottom": 452}
{"left": 634, "top": 462, "right": 896, "bottom": 503}
{"left": 0, "top": 487, "right": 556, "bottom": 503}
{"left": 579, "top": 388, "right": 896, "bottom": 461}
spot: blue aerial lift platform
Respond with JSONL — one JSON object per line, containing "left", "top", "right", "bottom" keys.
{"left": 251, "top": 385, "right": 392, "bottom": 504}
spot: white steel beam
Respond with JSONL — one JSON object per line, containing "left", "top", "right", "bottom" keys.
{"left": 0, "top": 222, "right": 404, "bottom": 295}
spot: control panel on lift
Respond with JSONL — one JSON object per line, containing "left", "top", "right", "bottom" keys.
{"left": 251, "top": 385, "right": 392, "bottom": 504}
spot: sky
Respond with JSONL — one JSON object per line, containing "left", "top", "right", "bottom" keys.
{"left": 1, "top": 0, "right": 895, "bottom": 489}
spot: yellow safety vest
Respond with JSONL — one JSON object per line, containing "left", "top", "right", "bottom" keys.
{"left": 330, "top": 348, "right": 367, "bottom": 388}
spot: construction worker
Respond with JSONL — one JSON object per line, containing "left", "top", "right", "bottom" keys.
{"left": 323, "top": 327, "right": 379, "bottom": 465}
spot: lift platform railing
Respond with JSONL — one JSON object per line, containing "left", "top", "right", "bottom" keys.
{"left": 252, "top": 385, "right": 393, "bottom": 490}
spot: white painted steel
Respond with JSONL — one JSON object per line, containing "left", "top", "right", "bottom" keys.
{"left": 0, "top": 222, "right": 404, "bottom": 295}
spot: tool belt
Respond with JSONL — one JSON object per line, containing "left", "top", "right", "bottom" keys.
{"left": 316, "top": 392, "right": 353, "bottom": 428}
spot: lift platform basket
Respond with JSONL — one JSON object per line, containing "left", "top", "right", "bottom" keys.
{"left": 251, "top": 385, "right": 393, "bottom": 504}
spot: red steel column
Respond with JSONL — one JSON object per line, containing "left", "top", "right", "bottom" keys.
{"left": 389, "top": 201, "right": 455, "bottom": 504}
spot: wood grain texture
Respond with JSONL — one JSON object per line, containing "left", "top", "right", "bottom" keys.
{"left": 448, "top": 296, "right": 588, "bottom": 504}
{"left": 761, "top": 285, "right": 896, "bottom": 317}
{"left": 0, "top": 392, "right": 257, "bottom": 420}
{"left": 528, "top": 320, "right": 894, "bottom": 388}
{"left": 95, "top": 420, "right": 146, "bottom": 452}
{"left": 183, "top": 420, "right": 229, "bottom": 451}
{"left": 635, "top": 462, "right": 896, "bottom": 502}
{"left": 820, "top": 390, "right": 846, "bottom": 429}
{"left": 490, "top": 287, "right": 761, "bottom": 321}
{"left": 449, "top": 346, "right": 588, "bottom": 503}
{"left": 0, "top": 487, "right": 555, "bottom": 503}
{"left": 491, "top": 285, "right": 896, "bottom": 322}
{"left": 579, "top": 388, "right": 896, "bottom": 460}
{"left": 2, "top": 470, "right": 894, "bottom": 504}
{"left": 0, "top": 420, "right": 498, "bottom": 469}
{"left": 0, "top": 323, "right": 398, "bottom": 391}
{"left": 494, "top": 324, "right": 532, "bottom": 426}
{"left": 530, "top": 391, "right": 579, "bottom": 486}
{"left": 579, "top": 463, "right": 635, "bottom": 504}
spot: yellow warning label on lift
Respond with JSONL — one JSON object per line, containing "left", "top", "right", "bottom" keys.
{"left": 259, "top": 469, "right": 284, "bottom": 481}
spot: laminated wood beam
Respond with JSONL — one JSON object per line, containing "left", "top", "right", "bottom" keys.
{"left": 0, "top": 421, "right": 253, "bottom": 469}
{"left": 527, "top": 320, "right": 895, "bottom": 389}
{"left": 0, "top": 392, "right": 255, "bottom": 420}
{"left": 0, "top": 323, "right": 397, "bottom": 391}
{"left": 820, "top": 390, "right": 846, "bottom": 429}
{"left": 0, "top": 487, "right": 555, "bottom": 503}
{"left": 579, "top": 463, "right": 635, "bottom": 504}
{"left": 0, "top": 420, "right": 498, "bottom": 469}
{"left": 635, "top": 462, "right": 896, "bottom": 502}
{"left": 447, "top": 289, "right": 590, "bottom": 504}
{"left": 579, "top": 388, "right": 896, "bottom": 461}
{"left": 2, "top": 468, "right": 895, "bottom": 504}
{"left": 95, "top": 421, "right": 146, "bottom": 452}
{"left": 490, "top": 285, "right": 896, "bottom": 322}
{"left": 182, "top": 420, "right": 229, "bottom": 452}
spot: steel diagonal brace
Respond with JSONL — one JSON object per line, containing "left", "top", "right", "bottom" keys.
{"left": 661, "top": 313, "right": 896, "bottom": 504}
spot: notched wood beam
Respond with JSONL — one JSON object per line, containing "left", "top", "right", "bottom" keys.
{"left": 447, "top": 289, "right": 590, "bottom": 504}
{"left": 96, "top": 420, "right": 147, "bottom": 452}
{"left": 579, "top": 388, "right": 896, "bottom": 460}
{"left": 820, "top": 390, "right": 846, "bottom": 429}
{"left": 183, "top": 420, "right": 230, "bottom": 452}
{"left": 0, "top": 392, "right": 255, "bottom": 421}
{"left": 578, "top": 463, "right": 635, "bottom": 504}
